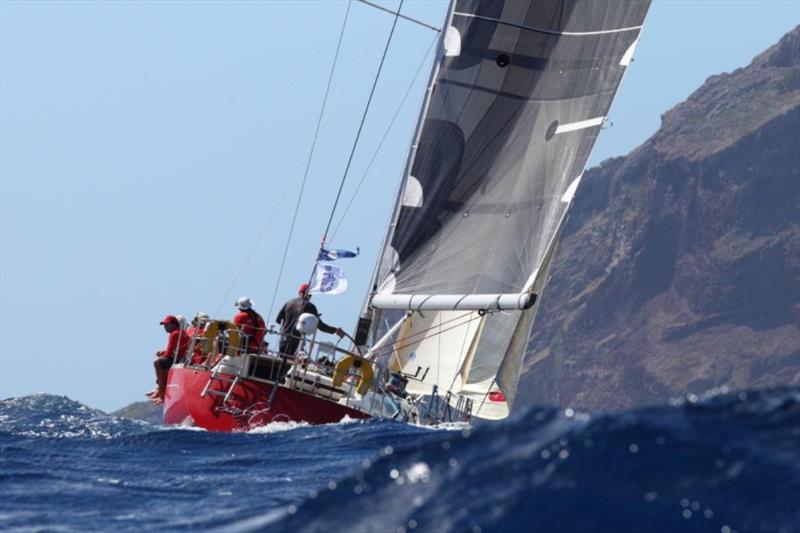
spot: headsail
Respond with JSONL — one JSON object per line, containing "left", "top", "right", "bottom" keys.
{"left": 368, "top": 0, "right": 651, "bottom": 418}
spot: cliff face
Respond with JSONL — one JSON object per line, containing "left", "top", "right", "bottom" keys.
{"left": 111, "top": 401, "right": 162, "bottom": 425}
{"left": 517, "top": 27, "right": 800, "bottom": 411}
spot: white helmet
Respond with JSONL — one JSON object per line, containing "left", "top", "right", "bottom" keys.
{"left": 235, "top": 296, "right": 253, "bottom": 310}
{"left": 296, "top": 313, "right": 318, "bottom": 335}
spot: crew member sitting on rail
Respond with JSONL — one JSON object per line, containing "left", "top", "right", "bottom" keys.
{"left": 275, "top": 283, "right": 344, "bottom": 356}
{"left": 233, "top": 297, "right": 266, "bottom": 354}
{"left": 147, "top": 315, "right": 190, "bottom": 404}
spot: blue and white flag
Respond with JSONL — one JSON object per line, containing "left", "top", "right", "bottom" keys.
{"left": 309, "top": 262, "right": 348, "bottom": 295}
{"left": 317, "top": 247, "right": 360, "bottom": 262}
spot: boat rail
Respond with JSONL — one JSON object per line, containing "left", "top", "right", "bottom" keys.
{"left": 174, "top": 319, "right": 472, "bottom": 424}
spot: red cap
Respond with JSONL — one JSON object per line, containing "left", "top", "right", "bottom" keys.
{"left": 298, "top": 282, "right": 310, "bottom": 295}
{"left": 159, "top": 315, "right": 178, "bottom": 325}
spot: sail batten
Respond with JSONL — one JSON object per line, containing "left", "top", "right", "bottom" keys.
{"left": 555, "top": 116, "right": 605, "bottom": 134}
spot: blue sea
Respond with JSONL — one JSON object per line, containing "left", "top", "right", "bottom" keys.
{"left": 1, "top": 389, "right": 798, "bottom": 532}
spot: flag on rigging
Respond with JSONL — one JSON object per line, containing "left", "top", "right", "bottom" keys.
{"left": 309, "top": 262, "right": 348, "bottom": 295}
{"left": 317, "top": 247, "right": 359, "bottom": 261}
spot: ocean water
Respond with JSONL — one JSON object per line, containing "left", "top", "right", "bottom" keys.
{"left": 1, "top": 389, "right": 798, "bottom": 532}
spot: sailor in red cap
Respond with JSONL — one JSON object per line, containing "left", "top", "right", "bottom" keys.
{"left": 147, "top": 314, "right": 191, "bottom": 404}
{"left": 275, "top": 282, "right": 344, "bottom": 356}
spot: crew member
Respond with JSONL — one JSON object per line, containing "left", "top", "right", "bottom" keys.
{"left": 275, "top": 283, "right": 344, "bottom": 356}
{"left": 148, "top": 315, "right": 191, "bottom": 404}
{"left": 186, "top": 312, "right": 210, "bottom": 337}
{"left": 233, "top": 297, "right": 266, "bottom": 354}
{"left": 186, "top": 312, "right": 210, "bottom": 365}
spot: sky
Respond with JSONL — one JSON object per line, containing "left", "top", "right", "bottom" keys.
{"left": 1, "top": 0, "right": 798, "bottom": 412}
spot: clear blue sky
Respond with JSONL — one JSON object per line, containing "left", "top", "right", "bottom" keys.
{"left": 1, "top": 0, "right": 797, "bottom": 412}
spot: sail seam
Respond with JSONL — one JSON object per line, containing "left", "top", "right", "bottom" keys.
{"left": 452, "top": 12, "right": 643, "bottom": 37}
{"left": 438, "top": 78, "right": 616, "bottom": 103}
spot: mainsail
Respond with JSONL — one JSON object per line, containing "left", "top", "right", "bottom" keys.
{"left": 367, "top": 0, "right": 651, "bottom": 418}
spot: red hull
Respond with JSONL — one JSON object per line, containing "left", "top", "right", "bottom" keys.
{"left": 163, "top": 366, "right": 369, "bottom": 431}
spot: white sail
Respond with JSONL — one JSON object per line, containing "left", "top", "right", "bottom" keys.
{"left": 388, "top": 310, "right": 483, "bottom": 396}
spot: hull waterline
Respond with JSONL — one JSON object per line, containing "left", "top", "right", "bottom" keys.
{"left": 163, "top": 366, "right": 370, "bottom": 431}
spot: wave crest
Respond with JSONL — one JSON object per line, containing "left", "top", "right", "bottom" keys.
{"left": 0, "top": 394, "right": 147, "bottom": 439}
{"left": 265, "top": 387, "right": 800, "bottom": 533}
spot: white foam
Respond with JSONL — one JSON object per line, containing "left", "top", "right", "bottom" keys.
{"left": 335, "top": 415, "right": 362, "bottom": 425}
{"left": 246, "top": 420, "right": 310, "bottom": 434}
{"left": 414, "top": 421, "right": 471, "bottom": 432}
{"left": 159, "top": 424, "right": 208, "bottom": 432}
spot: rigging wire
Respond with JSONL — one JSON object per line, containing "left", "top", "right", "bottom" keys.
{"left": 447, "top": 310, "right": 483, "bottom": 393}
{"left": 213, "top": 20, "right": 383, "bottom": 317}
{"left": 317, "top": 24, "right": 384, "bottom": 136}
{"left": 368, "top": 310, "right": 478, "bottom": 359}
{"left": 356, "top": 0, "right": 441, "bottom": 32}
{"left": 329, "top": 33, "right": 438, "bottom": 243}
{"left": 475, "top": 378, "right": 497, "bottom": 415}
{"left": 315, "top": 0, "right": 406, "bottom": 263}
{"left": 266, "top": 0, "right": 354, "bottom": 320}
{"left": 213, "top": 173, "right": 296, "bottom": 317}
{"left": 382, "top": 312, "right": 484, "bottom": 369}
{"left": 214, "top": 13, "right": 427, "bottom": 318}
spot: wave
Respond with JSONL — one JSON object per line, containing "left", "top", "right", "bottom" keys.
{"left": 1, "top": 389, "right": 798, "bottom": 532}
{"left": 0, "top": 394, "right": 441, "bottom": 531}
{"left": 0, "top": 394, "right": 366, "bottom": 441}
{"left": 0, "top": 393, "right": 149, "bottom": 439}
{"left": 263, "top": 387, "right": 800, "bottom": 533}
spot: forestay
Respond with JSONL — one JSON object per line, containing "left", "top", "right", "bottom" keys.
{"left": 368, "top": 0, "right": 651, "bottom": 418}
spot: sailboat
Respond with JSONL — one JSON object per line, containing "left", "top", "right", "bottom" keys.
{"left": 162, "top": 0, "right": 652, "bottom": 431}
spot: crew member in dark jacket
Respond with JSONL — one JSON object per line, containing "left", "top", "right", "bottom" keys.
{"left": 275, "top": 283, "right": 344, "bottom": 356}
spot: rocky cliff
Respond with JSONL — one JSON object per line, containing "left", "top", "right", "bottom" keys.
{"left": 111, "top": 400, "right": 162, "bottom": 425}
{"left": 518, "top": 27, "right": 800, "bottom": 411}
